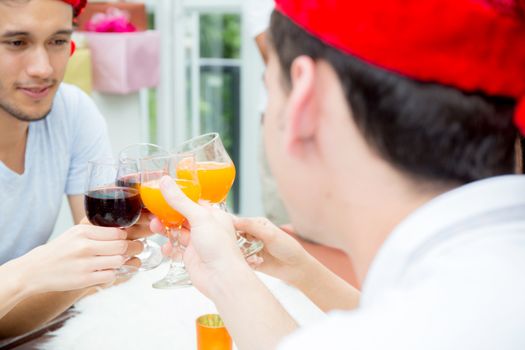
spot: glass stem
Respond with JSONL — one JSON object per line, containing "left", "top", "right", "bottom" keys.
{"left": 167, "top": 227, "right": 184, "bottom": 270}
{"left": 217, "top": 201, "right": 228, "bottom": 212}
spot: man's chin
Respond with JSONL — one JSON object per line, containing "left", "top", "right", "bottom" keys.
{"left": 0, "top": 102, "right": 52, "bottom": 122}
{"left": 10, "top": 110, "right": 51, "bottom": 123}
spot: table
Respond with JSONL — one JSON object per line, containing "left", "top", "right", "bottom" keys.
{"left": 7, "top": 263, "right": 324, "bottom": 350}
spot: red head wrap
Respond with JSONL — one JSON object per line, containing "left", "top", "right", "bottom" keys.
{"left": 60, "top": 0, "right": 87, "bottom": 17}
{"left": 275, "top": 0, "right": 525, "bottom": 134}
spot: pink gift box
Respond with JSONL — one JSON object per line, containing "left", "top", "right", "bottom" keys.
{"left": 85, "top": 31, "right": 160, "bottom": 94}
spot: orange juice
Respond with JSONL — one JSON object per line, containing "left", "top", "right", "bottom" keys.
{"left": 178, "top": 161, "right": 235, "bottom": 204}
{"left": 140, "top": 178, "right": 201, "bottom": 228}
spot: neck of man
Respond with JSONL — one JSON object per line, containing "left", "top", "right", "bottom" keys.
{"left": 0, "top": 109, "right": 30, "bottom": 174}
{"left": 343, "top": 176, "right": 453, "bottom": 285}
{"left": 316, "top": 97, "right": 456, "bottom": 285}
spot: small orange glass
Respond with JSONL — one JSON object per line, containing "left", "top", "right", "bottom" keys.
{"left": 196, "top": 314, "right": 232, "bottom": 350}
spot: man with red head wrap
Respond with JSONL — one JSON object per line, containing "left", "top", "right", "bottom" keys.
{"left": 0, "top": 0, "right": 146, "bottom": 336}
{"left": 153, "top": 0, "right": 525, "bottom": 349}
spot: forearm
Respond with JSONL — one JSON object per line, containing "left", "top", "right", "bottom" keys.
{"left": 0, "top": 287, "right": 93, "bottom": 339}
{"left": 293, "top": 255, "right": 360, "bottom": 312}
{"left": 0, "top": 262, "right": 31, "bottom": 321}
{"left": 211, "top": 264, "right": 298, "bottom": 350}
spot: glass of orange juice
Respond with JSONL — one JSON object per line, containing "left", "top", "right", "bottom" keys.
{"left": 176, "top": 133, "right": 263, "bottom": 257}
{"left": 118, "top": 143, "right": 169, "bottom": 271}
{"left": 139, "top": 153, "right": 201, "bottom": 289}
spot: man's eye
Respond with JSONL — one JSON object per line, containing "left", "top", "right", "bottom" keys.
{"left": 52, "top": 39, "right": 68, "bottom": 46}
{"left": 8, "top": 40, "right": 25, "bottom": 47}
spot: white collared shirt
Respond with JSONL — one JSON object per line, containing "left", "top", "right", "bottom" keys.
{"left": 279, "top": 175, "right": 525, "bottom": 350}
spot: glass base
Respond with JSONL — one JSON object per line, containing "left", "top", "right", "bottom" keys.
{"left": 238, "top": 235, "right": 264, "bottom": 257}
{"left": 152, "top": 264, "right": 192, "bottom": 289}
{"left": 137, "top": 239, "right": 163, "bottom": 271}
{"left": 116, "top": 265, "right": 139, "bottom": 279}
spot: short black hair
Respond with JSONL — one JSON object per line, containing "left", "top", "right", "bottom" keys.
{"left": 0, "top": 0, "right": 74, "bottom": 16}
{"left": 269, "top": 11, "right": 519, "bottom": 185}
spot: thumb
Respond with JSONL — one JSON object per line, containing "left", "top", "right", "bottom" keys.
{"left": 233, "top": 217, "right": 278, "bottom": 243}
{"left": 159, "top": 176, "right": 205, "bottom": 223}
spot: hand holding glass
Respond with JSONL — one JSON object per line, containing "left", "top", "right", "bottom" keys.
{"left": 84, "top": 160, "right": 142, "bottom": 277}
{"left": 176, "top": 133, "right": 264, "bottom": 257}
{"left": 139, "top": 154, "right": 201, "bottom": 289}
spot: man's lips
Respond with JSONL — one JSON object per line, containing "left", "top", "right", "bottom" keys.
{"left": 17, "top": 85, "right": 53, "bottom": 99}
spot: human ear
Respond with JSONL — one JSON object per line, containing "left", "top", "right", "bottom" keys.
{"left": 283, "top": 55, "right": 319, "bottom": 155}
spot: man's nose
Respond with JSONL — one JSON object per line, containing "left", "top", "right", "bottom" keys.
{"left": 25, "top": 46, "right": 54, "bottom": 80}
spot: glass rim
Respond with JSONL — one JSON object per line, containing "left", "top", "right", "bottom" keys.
{"left": 140, "top": 152, "right": 195, "bottom": 163}
{"left": 174, "top": 132, "right": 219, "bottom": 153}
{"left": 196, "top": 314, "right": 226, "bottom": 329}
{"left": 119, "top": 143, "right": 169, "bottom": 161}
{"left": 88, "top": 158, "right": 118, "bottom": 167}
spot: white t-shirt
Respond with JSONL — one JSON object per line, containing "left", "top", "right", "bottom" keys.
{"left": 279, "top": 175, "right": 525, "bottom": 350}
{"left": 0, "top": 84, "right": 112, "bottom": 264}
{"left": 243, "top": 0, "right": 274, "bottom": 38}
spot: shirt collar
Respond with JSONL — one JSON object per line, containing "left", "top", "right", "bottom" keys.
{"left": 360, "top": 175, "right": 525, "bottom": 304}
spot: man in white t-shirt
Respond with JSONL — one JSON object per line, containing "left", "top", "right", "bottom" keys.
{"left": 0, "top": 0, "right": 147, "bottom": 336}
{"left": 152, "top": 0, "right": 525, "bottom": 349}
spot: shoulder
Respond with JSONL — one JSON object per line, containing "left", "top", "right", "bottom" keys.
{"left": 278, "top": 312, "right": 366, "bottom": 349}
{"left": 53, "top": 83, "right": 93, "bottom": 109}
{"left": 51, "top": 83, "right": 106, "bottom": 128}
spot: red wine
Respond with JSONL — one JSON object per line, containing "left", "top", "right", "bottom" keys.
{"left": 116, "top": 173, "right": 141, "bottom": 189}
{"left": 85, "top": 187, "right": 142, "bottom": 228}
{"left": 116, "top": 173, "right": 149, "bottom": 212}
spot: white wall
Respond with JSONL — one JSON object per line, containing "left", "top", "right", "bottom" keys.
{"left": 239, "top": 13, "right": 265, "bottom": 217}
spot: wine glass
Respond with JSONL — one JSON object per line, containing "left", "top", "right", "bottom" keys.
{"left": 176, "top": 132, "right": 264, "bottom": 257}
{"left": 84, "top": 159, "right": 143, "bottom": 277}
{"left": 139, "top": 153, "right": 201, "bottom": 289}
{"left": 118, "top": 143, "right": 168, "bottom": 271}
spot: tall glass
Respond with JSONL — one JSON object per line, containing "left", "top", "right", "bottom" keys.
{"left": 139, "top": 154, "right": 201, "bottom": 289}
{"left": 118, "top": 144, "right": 169, "bottom": 271}
{"left": 176, "top": 133, "right": 264, "bottom": 257}
{"left": 84, "top": 159, "right": 142, "bottom": 277}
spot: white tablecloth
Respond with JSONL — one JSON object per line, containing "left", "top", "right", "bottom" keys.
{"left": 40, "top": 263, "right": 325, "bottom": 350}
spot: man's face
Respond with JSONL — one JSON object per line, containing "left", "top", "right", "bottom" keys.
{"left": 263, "top": 47, "right": 324, "bottom": 240}
{"left": 262, "top": 49, "right": 287, "bottom": 179}
{"left": 0, "top": 0, "right": 73, "bottom": 122}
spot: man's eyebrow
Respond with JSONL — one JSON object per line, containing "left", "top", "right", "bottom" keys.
{"left": 1, "top": 30, "right": 30, "bottom": 38}
{"left": 53, "top": 29, "right": 74, "bottom": 36}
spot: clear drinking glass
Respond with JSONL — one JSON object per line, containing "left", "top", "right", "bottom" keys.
{"left": 84, "top": 159, "right": 142, "bottom": 277}
{"left": 118, "top": 143, "right": 169, "bottom": 271}
{"left": 176, "top": 132, "right": 264, "bottom": 257}
{"left": 139, "top": 154, "right": 201, "bottom": 289}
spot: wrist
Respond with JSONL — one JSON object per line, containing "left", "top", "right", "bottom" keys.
{"left": 1, "top": 257, "right": 35, "bottom": 302}
{"left": 288, "top": 253, "right": 323, "bottom": 292}
{"left": 207, "top": 261, "right": 256, "bottom": 300}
